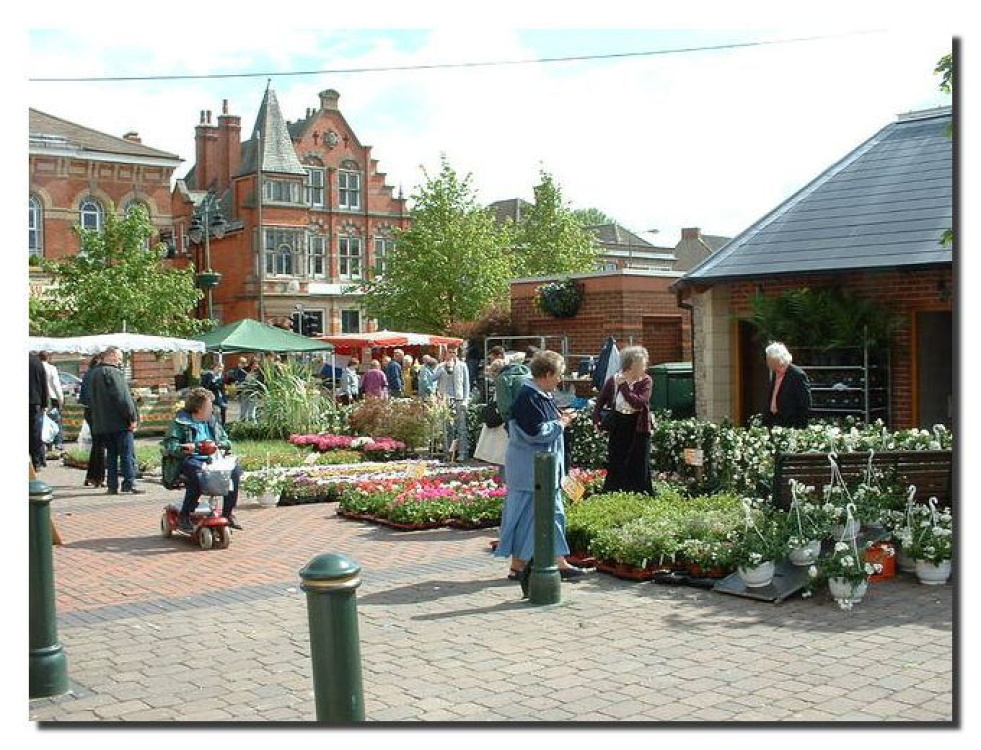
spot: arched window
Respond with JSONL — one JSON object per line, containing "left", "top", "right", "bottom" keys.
{"left": 79, "top": 198, "right": 103, "bottom": 233}
{"left": 29, "top": 196, "right": 43, "bottom": 258}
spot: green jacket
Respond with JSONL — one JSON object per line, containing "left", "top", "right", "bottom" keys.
{"left": 160, "top": 410, "right": 231, "bottom": 489}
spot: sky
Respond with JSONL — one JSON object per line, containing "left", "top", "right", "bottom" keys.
{"left": 23, "top": 25, "right": 952, "bottom": 247}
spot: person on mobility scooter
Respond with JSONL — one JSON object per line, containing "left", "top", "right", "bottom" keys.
{"left": 161, "top": 387, "right": 244, "bottom": 534}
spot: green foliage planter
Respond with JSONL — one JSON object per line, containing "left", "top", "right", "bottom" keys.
{"left": 195, "top": 271, "right": 222, "bottom": 289}
{"left": 535, "top": 278, "right": 584, "bottom": 318}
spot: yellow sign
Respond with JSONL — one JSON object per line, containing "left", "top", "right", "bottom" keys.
{"left": 561, "top": 474, "right": 586, "bottom": 503}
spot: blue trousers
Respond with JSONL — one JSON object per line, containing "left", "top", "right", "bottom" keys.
{"left": 102, "top": 430, "right": 137, "bottom": 492}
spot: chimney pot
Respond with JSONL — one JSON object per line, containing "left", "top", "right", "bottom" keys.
{"left": 681, "top": 227, "right": 700, "bottom": 240}
{"left": 207, "top": 110, "right": 212, "bottom": 124}
{"left": 319, "top": 89, "right": 340, "bottom": 111}
{"left": 222, "top": 99, "right": 229, "bottom": 115}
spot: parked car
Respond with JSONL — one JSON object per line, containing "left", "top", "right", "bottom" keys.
{"left": 59, "top": 371, "right": 82, "bottom": 398}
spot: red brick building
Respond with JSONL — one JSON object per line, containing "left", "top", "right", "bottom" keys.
{"left": 510, "top": 270, "right": 692, "bottom": 366}
{"left": 171, "top": 86, "right": 408, "bottom": 335}
{"left": 673, "top": 107, "right": 953, "bottom": 429}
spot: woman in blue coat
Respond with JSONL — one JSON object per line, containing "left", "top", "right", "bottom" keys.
{"left": 494, "top": 350, "right": 587, "bottom": 581}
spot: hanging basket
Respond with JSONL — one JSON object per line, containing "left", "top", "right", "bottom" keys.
{"left": 535, "top": 278, "right": 584, "bottom": 318}
{"left": 195, "top": 271, "right": 223, "bottom": 289}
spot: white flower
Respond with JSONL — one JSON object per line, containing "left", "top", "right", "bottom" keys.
{"left": 808, "top": 566, "right": 818, "bottom": 578}
{"left": 834, "top": 542, "right": 849, "bottom": 553}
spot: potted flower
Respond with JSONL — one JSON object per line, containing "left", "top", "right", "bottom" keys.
{"left": 823, "top": 486, "right": 861, "bottom": 542}
{"left": 534, "top": 277, "right": 584, "bottom": 318}
{"left": 786, "top": 480, "right": 833, "bottom": 566}
{"left": 899, "top": 499, "right": 953, "bottom": 585}
{"left": 241, "top": 468, "right": 286, "bottom": 508}
{"left": 729, "top": 500, "right": 787, "bottom": 588}
{"left": 817, "top": 538, "right": 884, "bottom": 610}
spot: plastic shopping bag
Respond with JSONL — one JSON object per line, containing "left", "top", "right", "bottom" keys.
{"left": 77, "top": 420, "right": 92, "bottom": 448}
{"left": 199, "top": 454, "right": 238, "bottom": 496}
{"left": 41, "top": 413, "right": 59, "bottom": 444}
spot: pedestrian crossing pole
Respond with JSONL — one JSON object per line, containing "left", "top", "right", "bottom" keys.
{"left": 529, "top": 452, "right": 562, "bottom": 605}
{"left": 29, "top": 479, "right": 69, "bottom": 698}
{"left": 299, "top": 553, "right": 365, "bottom": 722}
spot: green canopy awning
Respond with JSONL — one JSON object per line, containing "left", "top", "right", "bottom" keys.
{"left": 195, "top": 319, "right": 334, "bottom": 354}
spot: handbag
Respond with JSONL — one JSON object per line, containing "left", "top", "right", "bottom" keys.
{"left": 474, "top": 424, "right": 508, "bottom": 465}
{"left": 599, "top": 407, "right": 617, "bottom": 432}
{"left": 482, "top": 401, "right": 505, "bottom": 428}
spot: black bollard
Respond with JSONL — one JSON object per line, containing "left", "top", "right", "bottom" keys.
{"left": 298, "top": 553, "right": 365, "bottom": 722}
{"left": 528, "top": 452, "right": 561, "bottom": 605}
{"left": 29, "top": 479, "right": 69, "bottom": 698}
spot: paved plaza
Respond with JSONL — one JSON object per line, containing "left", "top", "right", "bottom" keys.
{"left": 27, "top": 454, "right": 955, "bottom": 726}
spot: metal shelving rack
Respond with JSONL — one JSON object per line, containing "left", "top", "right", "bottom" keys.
{"left": 796, "top": 340, "right": 890, "bottom": 425}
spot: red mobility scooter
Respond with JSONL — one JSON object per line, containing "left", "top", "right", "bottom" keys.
{"left": 160, "top": 440, "right": 234, "bottom": 550}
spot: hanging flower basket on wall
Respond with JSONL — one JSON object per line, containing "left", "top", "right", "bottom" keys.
{"left": 195, "top": 271, "right": 222, "bottom": 289}
{"left": 535, "top": 278, "right": 584, "bottom": 318}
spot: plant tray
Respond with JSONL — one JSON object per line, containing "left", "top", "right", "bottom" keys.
{"left": 445, "top": 519, "right": 500, "bottom": 530}
{"left": 565, "top": 553, "right": 599, "bottom": 569}
{"left": 596, "top": 561, "right": 668, "bottom": 581}
{"left": 713, "top": 560, "right": 812, "bottom": 603}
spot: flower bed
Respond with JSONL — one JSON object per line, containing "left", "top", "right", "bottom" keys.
{"left": 289, "top": 433, "right": 409, "bottom": 461}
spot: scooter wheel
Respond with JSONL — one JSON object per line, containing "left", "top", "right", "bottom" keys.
{"left": 160, "top": 513, "right": 173, "bottom": 538}
{"left": 213, "top": 526, "right": 230, "bottom": 549}
{"left": 198, "top": 527, "right": 214, "bottom": 550}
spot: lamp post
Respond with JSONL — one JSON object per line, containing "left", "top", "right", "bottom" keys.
{"left": 187, "top": 193, "right": 228, "bottom": 321}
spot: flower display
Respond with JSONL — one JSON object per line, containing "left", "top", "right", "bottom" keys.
{"left": 534, "top": 277, "right": 584, "bottom": 318}
{"left": 289, "top": 432, "right": 408, "bottom": 461}
{"left": 896, "top": 499, "right": 952, "bottom": 564}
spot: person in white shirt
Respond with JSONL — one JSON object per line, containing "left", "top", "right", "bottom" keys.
{"left": 38, "top": 352, "right": 64, "bottom": 451}
{"left": 434, "top": 347, "right": 471, "bottom": 461}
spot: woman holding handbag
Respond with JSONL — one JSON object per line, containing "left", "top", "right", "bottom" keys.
{"left": 592, "top": 346, "right": 654, "bottom": 495}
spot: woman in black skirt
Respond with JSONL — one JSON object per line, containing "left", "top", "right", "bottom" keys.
{"left": 79, "top": 354, "right": 107, "bottom": 487}
{"left": 592, "top": 346, "right": 654, "bottom": 495}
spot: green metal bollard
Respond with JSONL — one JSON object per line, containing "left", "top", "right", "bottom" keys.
{"left": 298, "top": 553, "right": 365, "bottom": 722}
{"left": 528, "top": 452, "right": 562, "bottom": 605}
{"left": 29, "top": 479, "right": 69, "bottom": 698}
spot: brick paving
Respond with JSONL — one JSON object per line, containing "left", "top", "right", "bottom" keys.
{"left": 27, "top": 455, "right": 956, "bottom": 725}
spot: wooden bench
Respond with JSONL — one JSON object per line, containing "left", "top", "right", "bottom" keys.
{"left": 771, "top": 450, "right": 953, "bottom": 511}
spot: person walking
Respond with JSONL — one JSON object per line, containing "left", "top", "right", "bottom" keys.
{"left": 384, "top": 349, "right": 405, "bottom": 398}
{"left": 79, "top": 354, "right": 107, "bottom": 487}
{"left": 434, "top": 347, "right": 471, "bottom": 461}
{"left": 592, "top": 345, "right": 654, "bottom": 495}
{"left": 494, "top": 350, "right": 586, "bottom": 581}
{"left": 200, "top": 360, "right": 229, "bottom": 425}
{"left": 337, "top": 358, "right": 361, "bottom": 404}
{"left": 38, "top": 352, "right": 65, "bottom": 455}
{"left": 360, "top": 359, "right": 389, "bottom": 399}
{"left": 417, "top": 355, "right": 438, "bottom": 399}
{"left": 87, "top": 347, "right": 142, "bottom": 495}
{"left": 762, "top": 342, "right": 811, "bottom": 428}
{"left": 29, "top": 353, "right": 49, "bottom": 471}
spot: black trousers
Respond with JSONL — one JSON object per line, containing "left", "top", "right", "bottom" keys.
{"left": 84, "top": 412, "right": 106, "bottom": 485}
{"left": 29, "top": 405, "right": 44, "bottom": 470}
{"left": 601, "top": 411, "right": 653, "bottom": 495}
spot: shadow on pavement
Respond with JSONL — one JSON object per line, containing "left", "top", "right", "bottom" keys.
{"left": 359, "top": 576, "right": 515, "bottom": 606}
{"left": 63, "top": 535, "right": 204, "bottom": 557}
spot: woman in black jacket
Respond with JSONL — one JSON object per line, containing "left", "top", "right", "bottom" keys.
{"left": 762, "top": 342, "right": 811, "bottom": 428}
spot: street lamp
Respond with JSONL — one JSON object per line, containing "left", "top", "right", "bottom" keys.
{"left": 187, "top": 193, "right": 228, "bottom": 321}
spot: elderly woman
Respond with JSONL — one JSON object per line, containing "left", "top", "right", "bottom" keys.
{"left": 495, "top": 350, "right": 587, "bottom": 581}
{"left": 592, "top": 345, "right": 654, "bottom": 495}
{"left": 763, "top": 342, "right": 811, "bottom": 428}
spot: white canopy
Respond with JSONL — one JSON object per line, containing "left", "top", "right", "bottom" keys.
{"left": 28, "top": 332, "right": 207, "bottom": 355}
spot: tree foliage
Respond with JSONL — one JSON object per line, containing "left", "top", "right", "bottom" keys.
{"left": 357, "top": 156, "right": 514, "bottom": 333}
{"left": 29, "top": 204, "right": 206, "bottom": 337}
{"left": 511, "top": 169, "right": 601, "bottom": 277}
{"left": 935, "top": 52, "right": 953, "bottom": 248}
{"left": 572, "top": 206, "right": 617, "bottom": 227}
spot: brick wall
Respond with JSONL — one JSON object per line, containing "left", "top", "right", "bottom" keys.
{"left": 717, "top": 267, "right": 953, "bottom": 429}
{"left": 510, "top": 272, "right": 691, "bottom": 362}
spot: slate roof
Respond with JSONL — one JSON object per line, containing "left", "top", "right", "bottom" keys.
{"left": 677, "top": 106, "right": 952, "bottom": 286}
{"left": 489, "top": 198, "right": 534, "bottom": 225}
{"left": 236, "top": 85, "right": 306, "bottom": 177}
{"left": 29, "top": 109, "right": 181, "bottom": 162}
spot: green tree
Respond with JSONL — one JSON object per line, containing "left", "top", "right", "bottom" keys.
{"left": 29, "top": 204, "right": 206, "bottom": 337}
{"left": 512, "top": 169, "right": 602, "bottom": 277}
{"left": 572, "top": 206, "right": 617, "bottom": 227}
{"left": 358, "top": 156, "right": 514, "bottom": 333}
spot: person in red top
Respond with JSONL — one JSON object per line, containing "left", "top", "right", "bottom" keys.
{"left": 763, "top": 342, "right": 811, "bottom": 428}
{"left": 592, "top": 345, "right": 654, "bottom": 495}
{"left": 360, "top": 359, "right": 389, "bottom": 399}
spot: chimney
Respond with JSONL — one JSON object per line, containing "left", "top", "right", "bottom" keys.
{"left": 217, "top": 99, "right": 242, "bottom": 192}
{"left": 319, "top": 89, "right": 340, "bottom": 111}
{"left": 195, "top": 108, "right": 219, "bottom": 190}
{"left": 681, "top": 227, "right": 701, "bottom": 240}
{"left": 122, "top": 131, "right": 141, "bottom": 143}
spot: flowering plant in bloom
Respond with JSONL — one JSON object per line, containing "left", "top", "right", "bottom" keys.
{"left": 896, "top": 499, "right": 953, "bottom": 564}
{"left": 786, "top": 480, "right": 835, "bottom": 549}
{"left": 818, "top": 539, "right": 885, "bottom": 587}
{"left": 727, "top": 499, "right": 788, "bottom": 569}
{"left": 289, "top": 432, "right": 408, "bottom": 460}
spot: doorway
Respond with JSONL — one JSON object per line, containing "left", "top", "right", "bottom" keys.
{"left": 916, "top": 311, "right": 953, "bottom": 428}
{"left": 738, "top": 321, "right": 768, "bottom": 426}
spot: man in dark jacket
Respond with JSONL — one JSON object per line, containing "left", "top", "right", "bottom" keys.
{"left": 763, "top": 342, "right": 811, "bottom": 428}
{"left": 29, "top": 354, "right": 49, "bottom": 471}
{"left": 385, "top": 349, "right": 405, "bottom": 398}
{"left": 88, "top": 347, "right": 142, "bottom": 494}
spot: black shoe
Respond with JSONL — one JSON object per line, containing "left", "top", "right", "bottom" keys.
{"left": 225, "top": 514, "right": 243, "bottom": 530}
{"left": 122, "top": 486, "right": 144, "bottom": 495}
{"left": 178, "top": 515, "right": 194, "bottom": 533}
{"left": 559, "top": 566, "right": 588, "bottom": 581}
{"left": 106, "top": 488, "right": 119, "bottom": 495}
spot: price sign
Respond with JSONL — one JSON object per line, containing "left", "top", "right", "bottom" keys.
{"left": 561, "top": 474, "right": 586, "bottom": 503}
{"left": 683, "top": 448, "right": 704, "bottom": 467}
{"left": 409, "top": 463, "right": 428, "bottom": 479}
